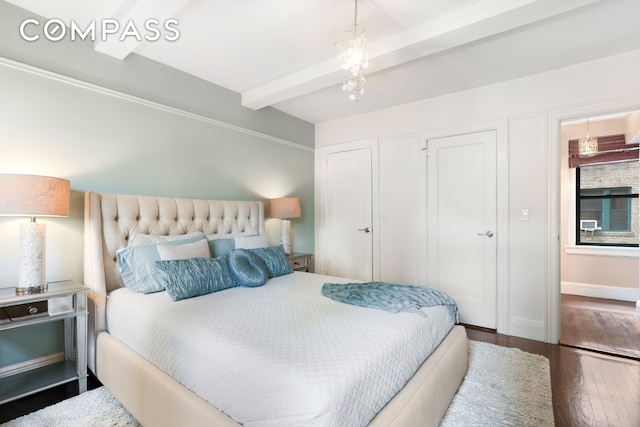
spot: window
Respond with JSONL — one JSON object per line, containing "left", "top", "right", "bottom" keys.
{"left": 568, "top": 132, "right": 639, "bottom": 247}
{"left": 576, "top": 163, "right": 639, "bottom": 246}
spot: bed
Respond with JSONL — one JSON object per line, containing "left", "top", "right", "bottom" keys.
{"left": 83, "top": 191, "right": 468, "bottom": 427}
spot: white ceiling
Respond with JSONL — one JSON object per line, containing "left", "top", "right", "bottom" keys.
{"left": 7, "top": 0, "right": 640, "bottom": 124}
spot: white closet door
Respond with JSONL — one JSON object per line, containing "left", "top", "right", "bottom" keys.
{"left": 427, "top": 130, "right": 497, "bottom": 328}
{"left": 326, "top": 148, "right": 373, "bottom": 281}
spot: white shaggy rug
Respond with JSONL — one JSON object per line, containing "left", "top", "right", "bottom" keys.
{"left": 441, "top": 340, "right": 554, "bottom": 427}
{"left": 1, "top": 387, "right": 139, "bottom": 427}
{"left": 2, "top": 340, "right": 553, "bottom": 427}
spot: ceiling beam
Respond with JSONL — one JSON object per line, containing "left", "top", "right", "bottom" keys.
{"left": 242, "top": 0, "right": 601, "bottom": 110}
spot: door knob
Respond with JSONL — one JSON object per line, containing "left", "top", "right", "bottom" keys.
{"left": 477, "top": 231, "right": 494, "bottom": 237}
{"left": 358, "top": 227, "right": 371, "bottom": 233}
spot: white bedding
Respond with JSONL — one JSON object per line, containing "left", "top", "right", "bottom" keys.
{"left": 106, "top": 272, "right": 455, "bottom": 427}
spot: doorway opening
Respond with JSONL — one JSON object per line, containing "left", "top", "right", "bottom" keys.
{"left": 559, "top": 111, "right": 640, "bottom": 359}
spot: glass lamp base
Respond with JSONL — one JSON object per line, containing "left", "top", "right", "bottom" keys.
{"left": 280, "top": 219, "right": 292, "bottom": 255}
{"left": 15, "top": 284, "right": 48, "bottom": 296}
{"left": 19, "top": 221, "right": 46, "bottom": 290}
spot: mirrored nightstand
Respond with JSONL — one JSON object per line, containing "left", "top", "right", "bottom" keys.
{"left": 0, "top": 280, "right": 89, "bottom": 404}
{"left": 287, "top": 253, "right": 313, "bottom": 272}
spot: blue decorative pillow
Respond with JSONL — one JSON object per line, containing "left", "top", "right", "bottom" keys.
{"left": 227, "top": 249, "right": 268, "bottom": 287}
{"left": 250, "top": 246, "right": 293, "bottom": 278}
{"left": 208, "top": 238, "right": 235, "bottom": 258}
{"left": 154, "top": 256, "right": 236, "bottom": 301}
{"left": 116, "top": 234, "right": 206, "bottom": 294}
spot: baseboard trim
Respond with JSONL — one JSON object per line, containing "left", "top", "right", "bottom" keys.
{"left": 561, "top": 282, "right": 640, "bottom": 302}
{"left": 0, "top": 352, "right": 64, "bottom": 379}
{"left": 508, "top": 318, "right": 546, "bottom": 342}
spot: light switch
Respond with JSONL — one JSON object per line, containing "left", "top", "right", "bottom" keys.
{"left": 521, "top": 209, "right": 530, "bottom": 221}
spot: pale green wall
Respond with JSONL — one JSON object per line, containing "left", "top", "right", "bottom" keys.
{"left": 0, "top": 1, "right": 315, "bottom": 368}
{"left": 0, "top": 1, "right": 313, "bottom": 147}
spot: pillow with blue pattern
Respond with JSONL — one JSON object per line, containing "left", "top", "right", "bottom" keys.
{"left": 248, "top": 246, "right": 293, "bottom": 278}
{"left": 154, "top": 256, "right": 237, "bottom": 301}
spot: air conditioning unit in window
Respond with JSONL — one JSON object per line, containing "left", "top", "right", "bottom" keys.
{"left": 580, "top": 220, "right": 600, "bottom": 231}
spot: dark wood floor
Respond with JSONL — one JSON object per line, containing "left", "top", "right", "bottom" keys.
{"left": 560, "top": 294, "right": 640, "bottom": 360}
{"left": 467, "top": 327, "right": 640, "bottom": 427}
{"left": 467, "top": 294, "right": 640, "bottom": 427}
{"left": 2, "top": 303, "right": 640, "bottom": 426}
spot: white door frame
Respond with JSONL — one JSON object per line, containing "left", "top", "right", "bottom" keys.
{"left": 315, "top": 138, "right": 380, "bottom": 278}
{"left": 547, "top": 96, "right": 640, "bottom": 343}
{"left": 419, "top": 119, "right": 509, "bottom": 335}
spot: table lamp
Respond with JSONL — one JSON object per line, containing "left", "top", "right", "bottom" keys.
{"left": 0, "top": 174, "right": 70, "bottom": 294}
{"left": 269, "top": 197, "right": 301, "bottom": 255}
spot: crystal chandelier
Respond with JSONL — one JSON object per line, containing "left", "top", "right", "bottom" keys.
{"left": 578, "top": 118, "right": 598, "bottom": 157}
{"left": 336, "top": 0, "right": 369, "bottom": 102}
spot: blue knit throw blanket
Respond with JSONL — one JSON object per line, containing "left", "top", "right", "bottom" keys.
{"left": 321, "top": 282, "right": 458, "bottom": 322}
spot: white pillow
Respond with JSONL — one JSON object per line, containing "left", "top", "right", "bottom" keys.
{"left": 157, "top": 238, "right": 211, "bottom": 260}
{"left": 129, "top": 231, "right": 205, "bottom": 247}
{"left": 234, "top": 235, "right": 269, "bottom": 249}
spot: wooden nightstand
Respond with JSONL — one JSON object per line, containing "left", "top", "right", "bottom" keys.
{"left": 0, "top": 280, "right": 89, "bottom": 404}
{"left": 287, "top": 253, "right": 314, "bottom": 272}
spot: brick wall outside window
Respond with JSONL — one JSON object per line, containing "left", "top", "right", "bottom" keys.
{"left": 579, "top": 161, "right": 638, "bottom": 245}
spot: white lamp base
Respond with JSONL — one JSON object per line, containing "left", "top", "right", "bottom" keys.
{"left": 280, "top": 219, "right": 292, "bottom": 255}
{"left": 18, "top": 221, "right": 47, "bottom": 294}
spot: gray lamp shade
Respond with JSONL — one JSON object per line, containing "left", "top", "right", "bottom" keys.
{"left": 0, "top": 174, "right": 70, "bottom": 217}
{"left": 269, "top": 197, "right": 301, "bottom": 219}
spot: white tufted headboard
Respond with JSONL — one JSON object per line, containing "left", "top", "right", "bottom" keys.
{"left": 83, "top": 191, "right": 264, "bottom": 372}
